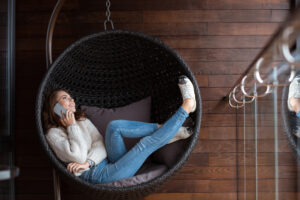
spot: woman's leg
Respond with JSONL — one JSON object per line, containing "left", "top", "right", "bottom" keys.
{"left": 105, "top": 120, "right": 160, "bottom": 163}
{"left": 99, "top": 106, "right": 189, "bottom": 184}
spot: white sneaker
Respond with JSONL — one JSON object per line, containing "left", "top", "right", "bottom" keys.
{"left": 178, "top": 75, "right": 196, "bottom": 112}
{"left": 168, "top": 126, "right": 193, "bottom": 144}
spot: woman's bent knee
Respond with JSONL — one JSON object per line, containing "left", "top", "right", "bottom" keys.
{"left": 106, "top": 120, "right": 120, "bottom": 135}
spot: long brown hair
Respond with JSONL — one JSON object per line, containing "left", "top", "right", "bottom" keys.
{"left": 42, "top": 88, "right": 86, "bottom": 132}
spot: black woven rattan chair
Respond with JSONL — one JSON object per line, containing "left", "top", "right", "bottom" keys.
{"left": 281, "top": 71, "right": 300, "bottom": 161}
{"left": 35, "top": 1, "right": 202, "bottom": 200}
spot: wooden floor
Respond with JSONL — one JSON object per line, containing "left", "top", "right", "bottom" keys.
{"left": 14, "top": 0, "right": 297, "bottom": 199}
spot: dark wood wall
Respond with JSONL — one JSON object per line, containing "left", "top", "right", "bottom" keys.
{"left": 15, "top": 0, "right": 293, "bottom": 199}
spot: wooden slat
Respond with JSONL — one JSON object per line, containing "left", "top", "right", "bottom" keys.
{"left": 155, "top": 179, "right": 298, "bottom": 193}
{"left": 143, "top": 10, "right": 289, "bottom": 23}
{"left": 84, "top": 0, "right": 290, "bottom": 11}
{"left": 199, "top": 87, "right": 231, "bottom": 100}
{"left": 201, "top": 114, "right": 237, "bottom": 127}
{"left": 202, "top": 101, "right": 236, "bottom": 114}
{"left": 237, "top": 139, "right": 292, "bottom": 153}
{"left": 208, "top": 75, "right": 240, "bottom": 87}
{"left": 17, "top": 11, "right": 143, "bottom": 24}
{"left": 238, "top": 165, "right": 297, "bottom": 179}
{"left": 187, "top": 152, "right": 296, "bottom": 167}
{"left": 237, "top": 193, "right": 299, "bottom": 200}
{"left": 145, "top": 193, "right": 237, "bottom": 200}
{"left": 237, "top": 179, "right": 298, "bottom": 192}
{"left": 195, "top": 75, "right": 209, "bottom": 87}
{"left": 202, "top": 100, "right": 285, "bottom": 114}
{"left": 200, "top": 127, "right": 236, "bottom": 139}
{"left": 158, "top": 180, "right": 236, "bottom": 193}
{"left": 236, "top": 114, "right": 283, "bottom": 127}
{"left": 160, "top": 36, "right": 270, "bottom": 48}
{"left": 200, "top": 0, "right": 290, "bottom": 10}
{"left": 177, "top": 48, "right": 261, "bottom": 62}
{"left": 173, "top": 166, "right": 236, "bottom": 179}
{"left": 271, "top": 10, "right": 290, "bottom": 22}
{"left": 16, "top": 0, "right": 290, "bottom": 12}
{"left": 188, "top": 61, "right": 251, "bottom": 75}
{"left": 194, "top": 140, "right": 236, "bottom": 153}
{"left": 207, "top": 22, "right": 281, "bottom": 35}
{"left": 237, "top": 127, "right": 286, "bottom": 139}
{"left": 195, "top": 139, "right": 292, "bottom": 153}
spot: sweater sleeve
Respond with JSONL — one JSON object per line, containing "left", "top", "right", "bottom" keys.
{"left": 85, "top": 119, "right": 107, "bottom": 166}
{"left": 46, "top": 124, "right": 89, "bottom": 164}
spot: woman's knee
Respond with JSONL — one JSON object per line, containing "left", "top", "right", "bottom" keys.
{"left": 108, "top": 119, "right": 124, "bottom": 129}
{"left": 107, "top": 120, "right": 126, "bottom": 128}
{"left": 106, "top": 120, "right": 121, "bottom": 136}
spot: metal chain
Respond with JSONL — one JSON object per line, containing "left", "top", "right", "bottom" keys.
{"left": 104, "top": 0, "right": 114, "bottom": 30}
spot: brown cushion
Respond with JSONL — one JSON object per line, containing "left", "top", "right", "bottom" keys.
{"left": 80, "top": 96, "right": 151, "bottom": 150}
{"left": 151, "top": 139, "right": 189, "bottom": 168}
{"left": 98, "top": 163, "right": 167, "bottom": 187}
{"left": 151, "top": 117, "right": 194, "bottom": 168}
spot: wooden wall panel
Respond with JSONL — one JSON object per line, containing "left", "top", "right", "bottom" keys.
{"left": 14, "top": 0, "right": 294, "bottom": 200}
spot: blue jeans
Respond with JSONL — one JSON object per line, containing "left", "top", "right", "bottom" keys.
{"left": 79, "top": 106, "right": 189, "bottom": 184}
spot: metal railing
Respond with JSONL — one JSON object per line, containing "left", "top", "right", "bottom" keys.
{"left": 227, "top": 6, "right": 300, "bottom": 108}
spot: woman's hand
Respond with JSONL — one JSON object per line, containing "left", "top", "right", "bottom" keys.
{"left": 67, "top": 161, "right": 89, "bottom": 173}
{"left": 60, "top": 110, "right": 76, "bottom": 127}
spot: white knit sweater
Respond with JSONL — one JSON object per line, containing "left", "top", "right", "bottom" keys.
{"left": 45, "top": 118, "right": 107, "bottom": 176}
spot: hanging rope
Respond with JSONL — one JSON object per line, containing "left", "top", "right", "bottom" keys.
{"left": 104, "top": 0, "right": 114, "bottom": 30}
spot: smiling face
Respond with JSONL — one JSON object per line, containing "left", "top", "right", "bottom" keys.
{"left": 55, "top": 90, "right": 76, "bottom": 113}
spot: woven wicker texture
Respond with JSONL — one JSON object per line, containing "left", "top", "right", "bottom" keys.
{"left": 35, "top": 30, "right": 202, "bottom": 200}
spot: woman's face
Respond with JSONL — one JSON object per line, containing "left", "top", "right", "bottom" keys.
{"left": 55, "top": 90, "right": 76, "bottom": 113}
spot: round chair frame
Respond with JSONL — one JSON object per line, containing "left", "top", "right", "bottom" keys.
{"left": 35, "top": 1, "right": 202, "bottom": 200}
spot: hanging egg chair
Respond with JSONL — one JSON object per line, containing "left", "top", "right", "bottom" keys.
{"left": 35, "top": 0, "right": 202, "bottom": 199}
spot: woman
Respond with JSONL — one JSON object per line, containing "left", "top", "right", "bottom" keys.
{"left": 43, "top": 75, "right": 196, "bottom": 184}
{"left": 288, "top": 75, "right": 300, "bottom": 137}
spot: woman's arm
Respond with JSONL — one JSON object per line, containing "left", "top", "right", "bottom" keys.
{"left": 46, "top": 125, "right": 89, "bottom": 164}
{"left": 85, "top": 119, "right": 107, "bottom": 166}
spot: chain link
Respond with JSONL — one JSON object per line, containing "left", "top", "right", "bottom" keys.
{"left": 104, "top": 0, "right": 114, "bottom": 30}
